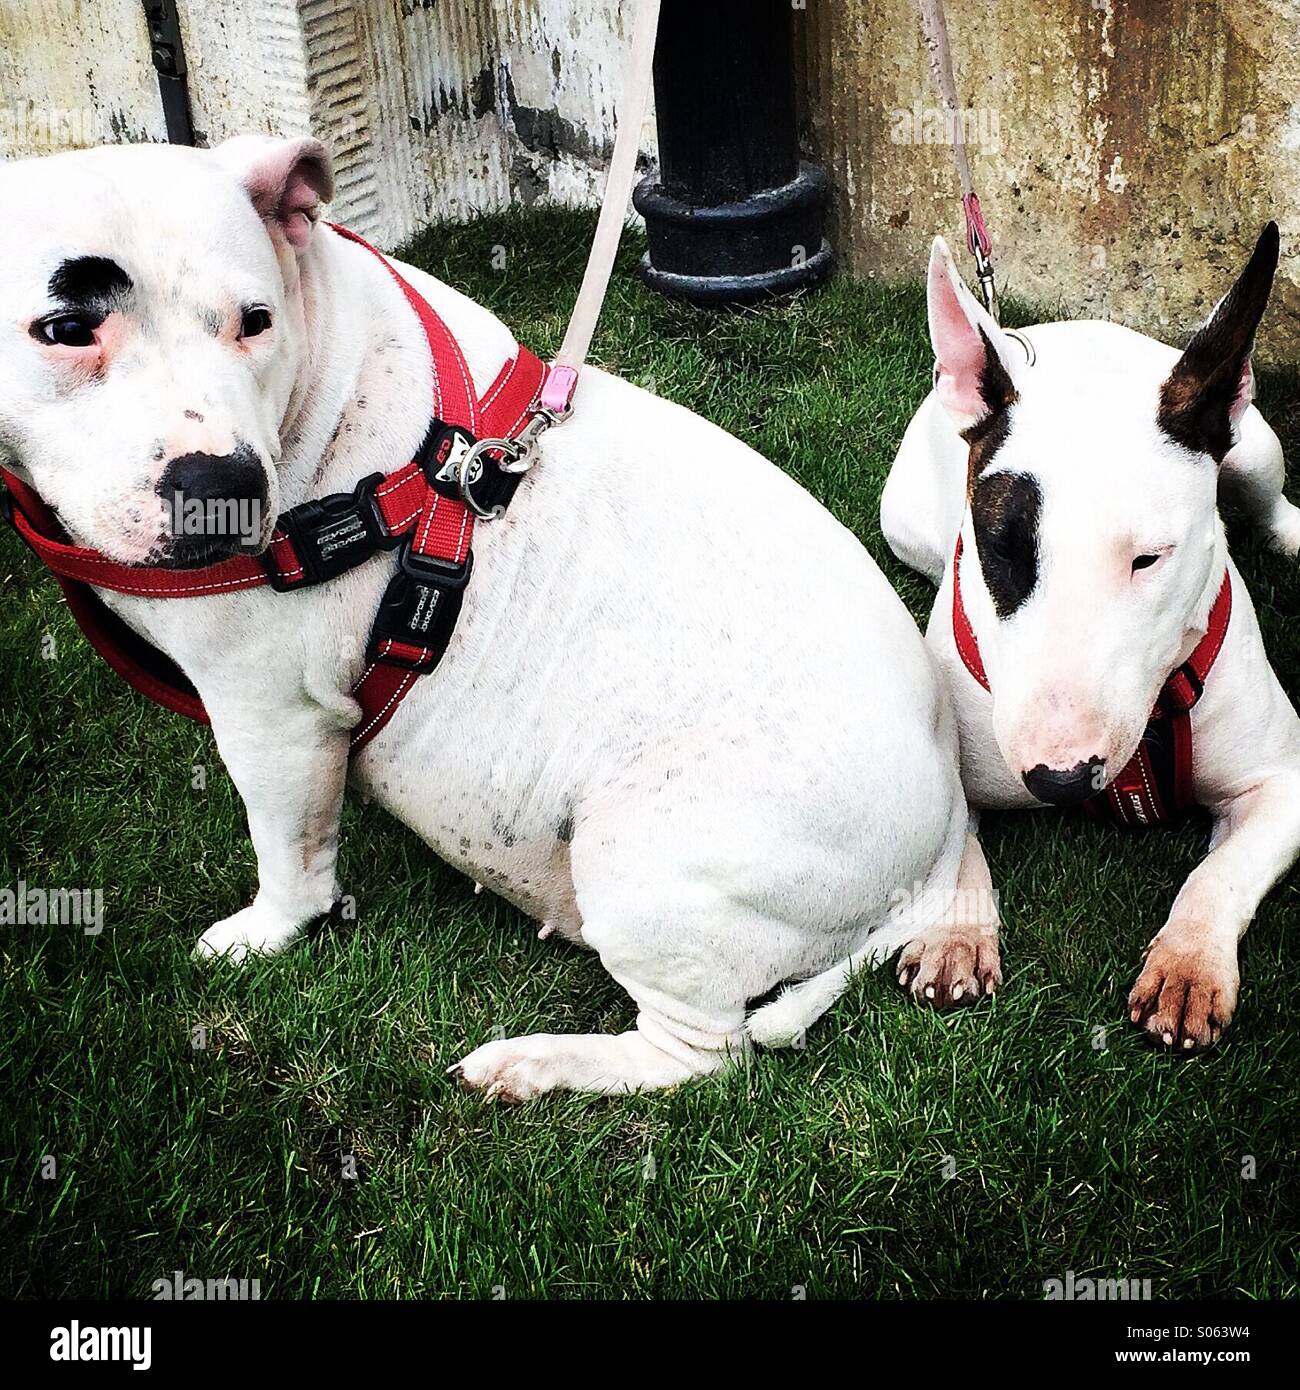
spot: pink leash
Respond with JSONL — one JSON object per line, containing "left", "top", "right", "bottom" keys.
{"left": 918, "top": 0, "right": 999, "bottom": 320}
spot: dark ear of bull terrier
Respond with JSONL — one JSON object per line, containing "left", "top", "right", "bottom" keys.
{"left": 882, "top": 223, "right": 1300, "bottom": 1051}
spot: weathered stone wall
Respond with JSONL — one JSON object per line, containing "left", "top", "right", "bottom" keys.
{"left": 798, "top": 0, "right": 1300, "bottom": 357}
{"left": 0, "top": 1, "right": 652, "bottom": 246}
{"left": 4, "top": 1, "right": 1298, "bottom": 357}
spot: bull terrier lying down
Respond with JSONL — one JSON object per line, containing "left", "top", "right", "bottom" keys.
{"left": 881, "top": 224, "right": 1300, "bottom": 1051}
{"left": 0, "top": 137, "right": 991, "bottom": 1099}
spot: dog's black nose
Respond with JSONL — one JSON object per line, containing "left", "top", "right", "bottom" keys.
{"left": 158, "top": 447, "right": 266, "bottom": 564}
{"left": 159, "top": 448, "right": 264, "bottom": 509}
{"left": 1022, "top": 759, "right": 1105, "bottom": 807}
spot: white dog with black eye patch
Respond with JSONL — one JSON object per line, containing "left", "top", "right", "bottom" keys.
{"left": 882, "top": 224, "right": 1300, "bottom": 1052}
{"left": 0, "top": 137, "right": 994, "bottom": 1099}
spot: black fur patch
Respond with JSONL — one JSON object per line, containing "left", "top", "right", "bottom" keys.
{"left": 972, "top": 470, "right": 1041, "bottom": 618}
{"left": 1157, "top": 222, "right": 1279, "bottom": 461}
{"left": 962, "top": 329, "right": 1019, "bottom": 483}
{"left": 48, "top": 255, "right": 132, "bottom": 308}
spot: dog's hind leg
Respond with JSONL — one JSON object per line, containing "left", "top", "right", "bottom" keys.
{"left": 747, "top": 811, "right": 1000, "bottom": 1044}
{"left": 451, "top": 910, "right": 749, "bottom": 1100}
{"left": 1220, "top": 406, "right": 1300, "bottom": 555}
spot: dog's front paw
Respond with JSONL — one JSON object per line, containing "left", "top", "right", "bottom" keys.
{"left": 1128, "top": 931, "right": 1238, "bottom": 1052}
{"left": 193, "top": 905, "right": 304, "bottom": 963}
{"left": 896, "top": 923, "right": 1001, "bottom": 1008}
{"left": 450, "top": 1035, "right": 566, "bottom": 1102}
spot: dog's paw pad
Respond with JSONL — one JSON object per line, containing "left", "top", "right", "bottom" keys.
{"left": 897, "top": 925, "right": 1001, "bottom": 1011}
{"left": 1127, "top": 935, "right": 1237, "bottom": 1052}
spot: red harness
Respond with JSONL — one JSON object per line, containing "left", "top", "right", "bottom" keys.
{"left": 951, "top": 536, "right": 1232, "bottom": 828}
{"left": 0, "top": 227, "right": 561, "bottom": 752}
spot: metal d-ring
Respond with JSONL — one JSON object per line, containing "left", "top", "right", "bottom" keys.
{"left": 456, "top": 405, "right": 569, "bottom": 518}
{"left": 456, "top": 436, "right": 521, "bottom": 519}
{"left": 1003, "top": 329, "right": 1037, "bottom": 366}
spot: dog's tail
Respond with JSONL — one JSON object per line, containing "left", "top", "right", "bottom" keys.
{"left": 744, "top": 956, "right": 860, "bottom": 1048}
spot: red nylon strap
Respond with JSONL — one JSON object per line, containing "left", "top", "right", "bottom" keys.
{"left": 963, "top": 192, "right": 992, "bottom": 259}
{"left": 2, "top": 468, "right": 270, "bottom": 596}
{"left": 951, "top": 536, "right": 1231, "bottom": 828}
{"left": 349, "top": 344, "right": 545, "bottom": 750}
{"left": 2, "top": 224, "right": 551, "bottom": 751}
{"left": 951, "top": 536, "right": 988, "bottom": 690}
{"left": 2, "top": 470, "right": 211, "bottom": 722}
{"left": 330, "top": 224, "right": 481, "bottom": 436}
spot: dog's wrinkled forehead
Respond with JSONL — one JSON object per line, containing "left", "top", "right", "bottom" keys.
{"left": 0, "top": 145, "right": 284, "bottom": 326}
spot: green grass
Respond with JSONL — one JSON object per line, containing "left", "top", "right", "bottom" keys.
{"left": 2, "top": 209, "right": 1298, "bottom": 1300}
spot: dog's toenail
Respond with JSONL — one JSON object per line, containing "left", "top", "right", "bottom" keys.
{"left": 1183, "top": 1037, "right": 1195, "bottom": 1049}
{"left": 952, "top": 984, "right": 963, "bottom": 1000}
{"left": 1162, "top": 1032, "right": 1173, "bottom": 1045}
{"left": 925, "top": 985, "right": 935, "bottom": 999}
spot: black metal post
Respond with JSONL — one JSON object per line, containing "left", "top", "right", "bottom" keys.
{"left": 142, "top": 2, "right": 195, "bottom": 146}
{"left": 633, "top": 0, "right": 831, "bottom": 304}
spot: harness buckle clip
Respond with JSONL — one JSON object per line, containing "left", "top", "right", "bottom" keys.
{"left": 365, "top": 543, "right": 473, "bottom": 668}
{"left": 458, "top": 405, "right": 568, "bottom": 519}
{"left": 266, "top": 472, "right": 393, "bottom": 591}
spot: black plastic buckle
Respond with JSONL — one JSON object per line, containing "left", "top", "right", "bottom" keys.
{"left": 416, "top": 420, "right": 479, "bottom": 501}
{"left": 398, "top": 537, "right": 473, "bottom": 589}
{"left": 364, "top": 542, "right": 473, "bottom": 667}
{"left": 0, "top": 484, "right": 14, "bottom": 531}
{"left": 265, "top": 472, "right": 393, "bottom": 591}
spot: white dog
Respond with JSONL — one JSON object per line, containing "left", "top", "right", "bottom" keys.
{"left": 882, "top": 226, "right": 1300, "bottom": 1051}
{"left": 0, "top": 137, "right": 990, "bottom": 1099}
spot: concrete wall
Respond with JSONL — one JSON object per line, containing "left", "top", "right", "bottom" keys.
{"left": 4, "top": 1, "right": 1298, "bottom": 357}
{"left": 798, "top": 0, "right": 1300, "bottom": 357}
{"left": 0, "top": 1, "right": 166, "bottom": 148}
{"left": 0, "top": 0, "right": 652, "bottom": 246}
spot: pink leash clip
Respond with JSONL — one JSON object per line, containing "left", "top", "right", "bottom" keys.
{"left": 539, "top": 364, "right": 579, "bottom": 418}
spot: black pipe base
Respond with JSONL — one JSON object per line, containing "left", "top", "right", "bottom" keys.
{"left": 637, "top": 241, "right": 833, "bottom": 306}
{"left": 634, "top": 162, "right": 832, "bottom": 306}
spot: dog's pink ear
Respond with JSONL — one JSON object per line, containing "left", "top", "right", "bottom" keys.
{"left": 213, "top": 136, "right": 334, "bottom": 251}
{"left": 927, "top": 237, "right": 1019, "bottom": 437}
{"left": 1159, "top": 222, "right": 1279, "bottom": 461}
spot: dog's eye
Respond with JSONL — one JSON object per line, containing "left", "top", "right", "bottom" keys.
{"left": 33, "top": 313, "right": 102, "bottom": 348}
{"left": 1132, "top": 554, "right": 1161, "bottom": 573}
{"left": 239, "top": 307, "right": 273, "bottom": 339}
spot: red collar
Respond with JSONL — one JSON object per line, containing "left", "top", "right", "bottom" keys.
{"left": 951, "top": 534, "right": 1232, "bottom": 828}
{"left": 1, "top": 225, "right": 559, "bottom": 752}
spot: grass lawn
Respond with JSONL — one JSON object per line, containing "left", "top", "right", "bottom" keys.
{"left": 1, "top": 209, "right": 1298, "bottom": 1300}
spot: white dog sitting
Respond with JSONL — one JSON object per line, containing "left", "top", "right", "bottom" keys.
{"left": 0, "top": 137, "right": 991, "bottom": 1099}
{"left": 882, "top": 225, "right": 1300, "bottom": 1051}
